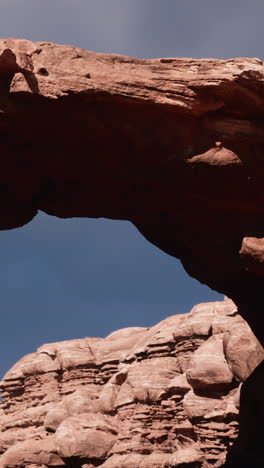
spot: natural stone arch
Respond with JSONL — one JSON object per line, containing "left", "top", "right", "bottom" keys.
{"left": 1, "top": 38, "right": 264, "bottom": 465}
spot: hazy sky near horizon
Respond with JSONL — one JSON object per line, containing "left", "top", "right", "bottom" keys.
{"left": 1, "top": 0, "right": 264, "bottom": 378}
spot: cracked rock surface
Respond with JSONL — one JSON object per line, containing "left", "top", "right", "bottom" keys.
{"left": 0, "top": 298, "right": 263, "bottom": 467}
{"left": 1, "top": 39, "right": 264, "bottom": 466}
{"left": 1, "top": 40, "right": 264, "bottom": 341}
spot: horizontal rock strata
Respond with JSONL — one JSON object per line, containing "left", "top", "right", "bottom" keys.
{"left": 1, "top": 38, "right": 264, "bottom": 466}
{"left": 0, "top": 39, "right": 264, "bottom": 346}
{"left": 0, "top": 298, "right": 263, "bottom": 467}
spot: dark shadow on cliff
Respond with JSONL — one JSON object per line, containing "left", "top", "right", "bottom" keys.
{"left": 224, "top": 360, "right": 264, "bottom": 467}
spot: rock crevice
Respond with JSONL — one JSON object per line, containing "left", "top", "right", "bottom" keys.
{"left": 0, "top": 39, "right": 264, "bottom": 343}
{"left": 1, "top": 39, "right": 264, "bottom": 466}
{"left": 0, "top": 299, "right": 263, "bottom": 467}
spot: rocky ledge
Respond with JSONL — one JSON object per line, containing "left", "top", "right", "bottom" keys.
{"left": 1, "top": 39, "right": 264, "bottom": 347}
{"left": 0, "top": 298, "right": 263, "bottom": 468}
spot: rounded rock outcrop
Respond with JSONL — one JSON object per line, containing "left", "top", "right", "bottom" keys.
{"left": 0, "top": 299, "right": 262, "bottom": 467}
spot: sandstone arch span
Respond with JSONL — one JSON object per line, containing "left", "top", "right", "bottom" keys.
{"left": 1, "top": 38, "right": 264, "bottom": 465}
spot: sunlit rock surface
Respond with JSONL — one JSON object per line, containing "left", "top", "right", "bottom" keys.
{"left": 1, "top": 39, "right": 264, "bottom": 344}
{"left": 0, "top": 298, "right": 262, "bottom": 467}
{"left": 1, "top": 38, "right": 264, "bottom": 466}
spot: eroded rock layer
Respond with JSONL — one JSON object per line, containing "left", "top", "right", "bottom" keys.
{"left": 1, "top": 38, "right": 264, "bottom": 466}
{"left": 0, "top": 299, "right": 263, "bottom": 467}
{"left": 1, "top": 39, "right": 264, "bottom": 346}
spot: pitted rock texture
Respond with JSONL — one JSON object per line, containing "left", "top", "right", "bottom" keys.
{"left": 1, "top": 39, "right": 264, "bottom": 347}
{"left": 0, "top": 299, "right": 263, "bottom": 468}
{"left": 1, "top": 38, "right": 264, "bottom": 466}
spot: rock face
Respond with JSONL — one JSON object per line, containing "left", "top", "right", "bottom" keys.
{"left": 1, "top": 38, "right": 264, "bottom": 465}
{"left": 0, "top": 39, "right": 264, "bottom": 345}
{"left": 0, "top": 299, "right": 263, "bottom": 467}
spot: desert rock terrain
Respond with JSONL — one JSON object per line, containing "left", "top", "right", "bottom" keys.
{"left": 0, "top": 298, "right": 263, "bottom": 467}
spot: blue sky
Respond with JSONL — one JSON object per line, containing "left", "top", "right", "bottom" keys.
{"left": 1, "top": 0, "right": 264, "bottom": 378}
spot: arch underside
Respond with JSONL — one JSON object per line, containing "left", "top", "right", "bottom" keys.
{"left": 0, "top": 41, "right": 264, "bottom": 340}
{"left": 1, "top": 38, "right": 264, "bottom": 467}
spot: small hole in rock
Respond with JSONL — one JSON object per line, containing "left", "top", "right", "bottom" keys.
{"left": 85, "top": 73, "right": 91, "bottom": 79}
{"left": 38, "top": 67, "right": 49, "bottom": 76}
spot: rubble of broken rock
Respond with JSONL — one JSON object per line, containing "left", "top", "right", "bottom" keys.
{"left": 0, "top": 298, "right": 263, "bottom": 468}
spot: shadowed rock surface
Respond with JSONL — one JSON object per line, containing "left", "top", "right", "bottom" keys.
{"left": 0, "top": 299, "right": 263, "bottom": 467}
{"left": 0, "top": 39, "right": 264, "bottom": 465}
{"left": 0, "top": 39, "right": 264, "bottom": 340}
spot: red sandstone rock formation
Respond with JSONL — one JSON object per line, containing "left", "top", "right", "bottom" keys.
{"left": 1, "top": 38, "right": 264, "bottom": 465}
{"left": 0, "top": 299, "right": 263, "bottom": 467}
{"left": 0, "top": 39, "right": 264, "bottom": 331}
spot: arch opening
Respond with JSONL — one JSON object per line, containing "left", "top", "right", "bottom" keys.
{"left": 0, "top": 211, "right": 222, "bottom": 379}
